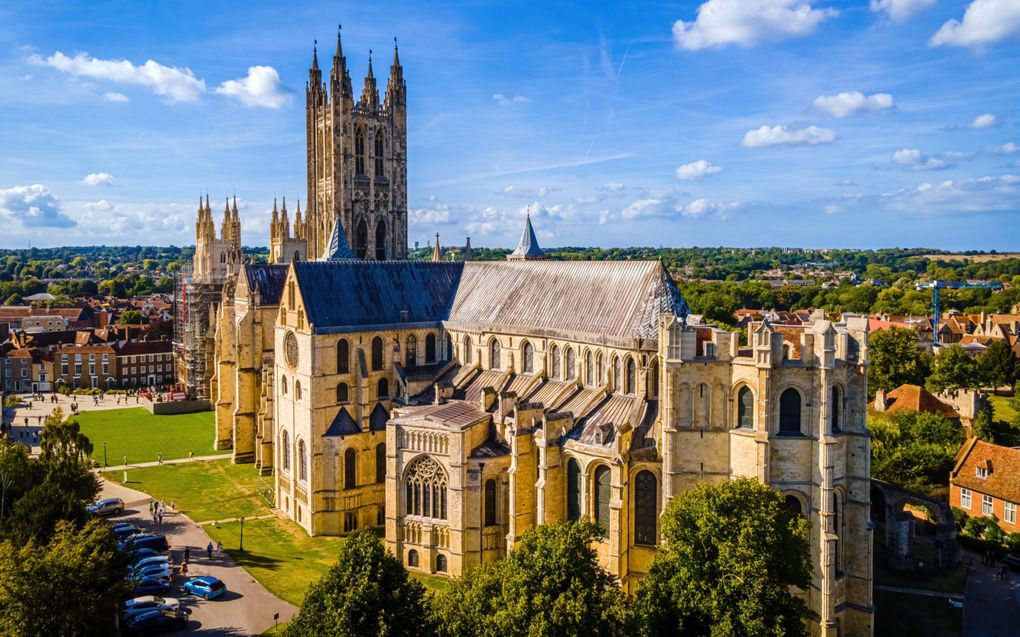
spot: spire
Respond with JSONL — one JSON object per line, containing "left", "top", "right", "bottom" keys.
{"left": 359, "top": 50, "right": 379, "bottom": 111}
{"left": 385, "top": 37, "right": 406, "bottom": 112}
{"left": 205, "top": 193, "right": 211, "bottom": 212}
{"left": 281, "top": 195, "right": 287, "bottom": 214}
{"left": 335, "top": 24, "right": 343, "bottom": 58}
{"left": 308, "top": 40, "right": 322, "bottom": 93}
{"left": 232, "top": 194, "right": 238, "bottom": 214}
{"left": 464, "top": 237, "right": 473, "bottom": 262}
{"left": 392, "top": 37, "right": 400, "bottom": 68}
{"left": 271, "top": 198, "right": 279, "bottom": 225}
{"left": 322, "top": 217, "right": 356, "bottom": 260}
{"left": 311, "top": 40, "right": 319, "bottom": 70}
{"left": 367, "top": 50, "right": 374, "bottom": 79}
{"left": 431, "top": 233, "right": 442, "bottom": 262}
{"left": 507, "top": 214, "right": 545, "bottom": 261}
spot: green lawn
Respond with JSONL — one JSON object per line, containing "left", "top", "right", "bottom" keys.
{"left": 204, "top": 517, "right": 343, "bottom": 606}
{"left": 990, "top": 395, "right": 1017, "bottom": 424}
{"left": 875, "top": 590, "right": 962, "bottom": 637}
{"left": 76, "top": 407, "right": 222, "bottom": 465}
{"left": 106, "top": 459, "right": 271, "bottom": 523}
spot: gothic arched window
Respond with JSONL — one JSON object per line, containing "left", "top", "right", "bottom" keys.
{"left": 831, "top": 385, "right": 843, "bottom": 433}
{"left": 596, "top": 352, "right": 603, "bottom": 385}
{"left": 445, "top": 334, "right": 452, "bottom": 362}
{"left": 355, "top": 220, "right": 368, "bottom": 260}
{"left": 376, "top": 443, "right": 386, "bottom": 484}
{"left": 425, "top": 334, "right": 437, "bottom": 363}
{"left": 281, "top": 430, "right": 290, "bottom": 471}
{"left": 585, "top": 351, "right": 593, "bottom": 386}
{"left": 634, "top": 470, "right": 658, "bottom": 545}
{"left": 280, "top": 375, "right": 288, "bottom": 395}
{"left": 648, "top": 360, "right": 659, "bottom": 398}
{"left": 295, "top": 380, "right": 302, "bottom": 401}
{"left": 406, "top": 334, "right": 417, "bottom": 367}
{"left": 779, "top": 388, "right": 802, "bottom": 435}
{"left": 407, "top": 550, "right": 419, "bottom": 567}
{"left": 298, "top": 439, "right": 307, "bottom": 482}
{"left": 566, "top": 458, "right": 581, "bottom": 522}
{"left": 785, "top": 495, "right": 803, "bottom": 516}
{"left": 378, "top": 378, "right": 389, "bottom": 399}
{"left": 355, "top": 127, "right": 366, "bottom": 175}
{"left": 625, "top": 358, "right": 636, "bottom": 394}
{"left": 613, "top": 357, "right": 622, "bottom": 392}
{"left": 551, "top": 345, "right": 560, "bottom": 379}
{"left": 337, "top": 339, "right": 349, "bottom": 374}
{"left": 737, "top": 386, "right": 754, "bottom": 429}
{"left": 565, "top": 347, "right": 576, "bottom": 381}
{"left": 490, "top": 339, "right": 501, "bottom": 370}
{"left": 344, "top": 447, "right": 357, "bottom": 489}
{"left": 464, "top": 336, "right": 473, "bottom": 365}
{"left": 405, "top": 455, "right": 448, "bottom": 520}
{"left": 336, "top": 382, "right": 349, "bottom": 403}
{"left": 375, "top": 221, "right": 386, "bottom": 261}
{"left": 484, "top": 479, "right": 497, "bottom": 527}
{"left": 594, "top": 465, "right": 611, "bottom": 532}
{"left": 436, "top": 554, "right": 447, "bottom": 572}
{"left": 371, "top": 336, "right": 384, "bottom": 371}
{"left": 523, "top": 342, "right": 534, "bottom": 374}
{"left": 375, "top": 130, "right": 385, "bottom": 177}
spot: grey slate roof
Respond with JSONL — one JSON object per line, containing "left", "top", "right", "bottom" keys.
{"left": 324, "top": 407, "right": 359, "bottom": 437}
{"left": 370, "top": 403, "right": 389, "bottom": 431}
{"left": 511, "top": 215, "right": 544, "bottom": 258}
{"left": 322, "top": 218, "right": 357, "bottom": 261}
{"left": 292, "top": 259, "right": 688, "bottom": 343}
{"left": 243, "top": 264, "right": 289, "bottom": 306}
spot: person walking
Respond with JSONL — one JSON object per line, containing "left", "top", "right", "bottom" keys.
{"left": 157, "top": 452, "right": 163, "bottom": 465}
{"left": 157, "top": 508, "right": 163, "bottom": 526}
{"left": 180, "top": 560, "right": 188, "bottom": 578}
{"left": 206, "top": 542, "right": 213, "bottom": 560}
{"left": 184, "top": 546, "right": 190, "bottom": 563}
{"left": 216, "top": 541, "right": 223, "bottom": 558}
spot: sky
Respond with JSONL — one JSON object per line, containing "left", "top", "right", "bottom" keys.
{"left": 1, "top": 0, "right": 1019, "bottom": 251}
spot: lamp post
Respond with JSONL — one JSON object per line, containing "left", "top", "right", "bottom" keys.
{"left": 239, "top": 516, "right": 245, "bottom": 551}
{"left": 103, "top": 442, "right": 107, "bottom": 468}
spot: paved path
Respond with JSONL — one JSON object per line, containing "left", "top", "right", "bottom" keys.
{"left": 99, "top": 454, "right": 231, "bottom": 472}
{"left": 962, "top": 550, "right": 1020, "bottom": 637}
{"left": 101, "top": 478, "right": 297, "bottom": 635}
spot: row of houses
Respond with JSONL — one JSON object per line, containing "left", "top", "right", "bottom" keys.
{"left": 869, "top": 312, "right": 1020, "bottom": 356}
{"left": 0, "top": 293, "right": 173, "bottom": 335}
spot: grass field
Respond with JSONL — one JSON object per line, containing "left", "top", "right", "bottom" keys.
{"left": 107, "top": 458, "right": 270, "bottom": 523}
{"left": 874, "top": 590, "right": 962, "bottom": 637}
{"left": 205, "top": 517, "right": 344, "bottom": 607}
{"left": 76, "top": 407, "right": 221, "bottom": 466}
{"left": 990, "top": 395, "right": 1017, "bottom": 424}
{"left": 916, "top": 252, "right": 1020, "bottom": 263}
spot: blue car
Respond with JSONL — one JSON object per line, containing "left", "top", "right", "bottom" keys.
{"left": 183, "top": 576, "right": 226, "bottom": 600}
{"left": 132, "top": 576, "right": 173, "bottom": 596}
{"left": 120, "top": 534, "right": 169, "bottom": 553}
{"left": 129, "top": 555, "right": 170, "bottom": 570}
{"left": 130, "top": 564, "right": 172, "bottom": 580}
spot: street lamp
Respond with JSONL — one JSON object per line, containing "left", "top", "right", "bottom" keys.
{"left": 103, "top": 442, "right": 107, "bottom": 468}
{"left": 239, "top": 516, "right": 245, "bottom": 551}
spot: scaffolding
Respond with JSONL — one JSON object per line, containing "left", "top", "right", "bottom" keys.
{"left": 173, "top": 266, "right": 225, "bottom": 401}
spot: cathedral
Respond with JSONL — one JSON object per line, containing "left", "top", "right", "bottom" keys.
{"left": 195, "top": 29, "right": 874, "bottom": 636}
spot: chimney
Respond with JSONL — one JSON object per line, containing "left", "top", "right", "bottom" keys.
{"left": 874, "top": 389, "right": 887, "bottom": 412}
{"left": 434, "top": 381, "right": 454, "bottom": 405}
{"left": 499, "top": 391, "right": 518, "bottom": 420}
{"left": 481, "top": 386, "right": 497, "bottom": 412}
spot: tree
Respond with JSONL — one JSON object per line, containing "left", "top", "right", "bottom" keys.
{"left": 979, "top": 340, "right": 1018, "bottom": 389}
{"left": 868, "top": 327, "right": 928, "bottom": 394}
{"left": 869, "top": 411, "right": 965, "bottom": 495}
{"left": 117, "top": 310, "right": 143, "bottom": 325}
{"left": 0, "top": 519, "right": 128, "bottom": 636}
{"left": 284, "top": 530, "right": 431, "bottom": 637}
{"left": 971, "top": 403, "right": 996, "bottom": 443}
{"left": 431, "top": 520, "right": 632, "bottom": 637}
{"left": 636, "top": 479, "right": 814, "bottom": 637}
{"left": 926, "top": 344, "right": 978, "bottom": 394}
{"left": 0, "top": 440, "right": 37, "bottom": 524}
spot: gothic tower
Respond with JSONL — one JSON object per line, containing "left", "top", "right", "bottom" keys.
{"left": 193, "top": 194, "right": 242, "bottom": 281}
{"left": 306, "top": 28, "right": 408, "bottom": 260}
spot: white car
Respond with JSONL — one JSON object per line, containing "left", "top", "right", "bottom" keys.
{"left": 121, "top": 595, "right": 180, "bottom": 621}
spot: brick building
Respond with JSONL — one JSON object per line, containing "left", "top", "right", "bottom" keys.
{"left": 950, "top": 438, "right": 1020, "bottom": 533}
{"left": 52, "top": 344, "right": 118, "bottom": 390}
{"left": 116, "top": 341, "right": 174, "bottom": 387}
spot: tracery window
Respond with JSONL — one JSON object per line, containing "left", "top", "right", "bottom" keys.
{"left": 355, "top": 127, "right": 366, "bottom": 175}
{"left": 625, "top": 358, "right": 635, "bottom": 394}
{"left": 337, "top": 339, "right": 349, "bottom": 373}
{"left": 737, "top": 386, "right": 754, "bottom": 429}
{"left": 371, "top": 336, "right": 384, "bottom": 371}
{"left": 464, "top": 336, "right": 473, "bottom": 365}
{"left": 613, "top": 357, "right": 622, "bottom": 392}
{"left": 634, "top": 470, "right": 658, "bottom": 545}
{"left": 490, "top": 339, "right": 501, "bottom": 370}
{"left": 566, "top": 458, "right": 581, "bottom": 521}
{"left": 779, "top": 388, "right": 802, "bottom": 435}
{"left": 596, "top": 352, "right": 603, "bottom": 385}
{"left": 374, "top": 130, "right": 385, "bottom": 177}
{"left": 594, "top": 465, "right": 611, "bottom": 533}
{"left": 344, "top": 447, "right": 357, "bottom": 489}
{"left": 831, "top": 385, "right": 843, "bottom": 433}
{"left": 523, "top": 342, "right": 534, "bottom": 374}
{"left": 585, "top": 351, "right": 593, "bottom": 386}
{"left": 406, "top": 334, "right": 417, "bottom": 367}
{"left": 565, "top": 347, "right": 576, "bottom": 381}
{"left": 295, "top": 380, "right": 302, "bottom": 401}
{"left": 281, "top": 430, "right": 290, "bottom": 471}
{"left": 551, "top": 345, "right": 560, "bottom": 379}
{"left": 405, "top": 456, "right": 448, "bottom": 520}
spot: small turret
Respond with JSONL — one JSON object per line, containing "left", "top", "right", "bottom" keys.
{"left": 294, "top": 199, "right": 304, "bottom": 239}
{"left": 431, "top": 233, "right": 442, "bottom": 262}
{"left": 507, "top": 214, "right": 545, "bottom": 261}
{"left": 359, "top": 51, "right": 379, "bottom": 112}
{"left": 322, "top": 217, "right": 356, "bottom": 261}
{"left": 464, "top": 237, "right": 473, "bottom": 261}
{"left": 385, "top": 37, "right": 406, "bottom": 112}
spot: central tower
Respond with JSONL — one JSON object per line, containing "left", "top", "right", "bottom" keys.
{"left": 306, "top": 28, "right": 408, "bottom": 260}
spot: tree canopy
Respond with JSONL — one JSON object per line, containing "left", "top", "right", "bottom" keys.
{"left": 868, "top": 327, "right": 930, "bottom": 394}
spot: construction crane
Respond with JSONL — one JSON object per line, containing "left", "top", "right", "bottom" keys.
{"left": 916, "top": 280, "right": 1002, "bottom": 341}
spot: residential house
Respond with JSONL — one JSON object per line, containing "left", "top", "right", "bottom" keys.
{"left": 52, "top": 344, "right": 118, "bottom": 389}
{"left": 116, "top": 341, "right": 173, "bottom": 387}
{"left": 950, "top": 439, "right": 1020, "bottom": 534}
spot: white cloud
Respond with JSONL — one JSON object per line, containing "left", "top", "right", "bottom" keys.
{"left": 33, "top": 51, "right": 205, "bottom": 103}
{"left": 499, "top": 184, "right": 560, "bottom": 198}
{"left": 215, "top": 66, "right": 290, "bottom": 109}
{"left": 741, "top": 124, "right": 836, "bottom": 148}
{"left": 881, "top": 174, "right": 1020, "bottom": 214}
{"left": 682, "top": 198, "right": 741, "bottom": 218}
{"left": 600, "top": 183, "right": 625, "bottom": 192}
{"left": 931, "top": 0, "right": 1020, "bottom": 48}
{"left": 813, "top": 91, "right": 893, "bottom": 118}
{"left": 672, "top": 0, "right": 837, "bottom": 50}
{"left": 622, "top": 198, "right": 674, "bottom": 219}
{"left": 675, "top": 159, "right": 723, "bottom": 180}
{"left": 76, "top": 200, "right": 191, "bottom": 237}
{"left": 869, "top": 0, "right": 936, "bottom": 22}
{"left": 970, "top": 113, "right": 999, "bottom": 129}
{"left": 82, "top": 172, "right": 117, "bottom": 187}
{"left": 102, "top": 91, "right": 129, "bottom": 103}
{"left": 891, "top": 148, "right": 953, "bottom": 170}
{"left": 0, "top": 184, "right": 76, "bottom": 228}
{"left": 990, "top": 142, "right": 1019, "bottom": 154}
{"left": 492, "top": 93, "right": 531, "bottom": 106}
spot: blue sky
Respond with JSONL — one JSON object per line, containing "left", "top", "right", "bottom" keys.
{"left": 1, "top": 0, "right": 1018, "bottom": 250}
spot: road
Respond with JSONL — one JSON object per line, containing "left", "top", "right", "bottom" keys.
{"left": 101, "top": 478, "right": 297, "bottom": 635}
{"left": 963, "top": 549, "right": 1020, "bottom": 637}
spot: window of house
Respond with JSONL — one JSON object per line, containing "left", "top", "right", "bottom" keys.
{"left": 406, "top": 334, "right": 417, "bottom": 367}
{"left": 425, "top": 333, "right": 436, "bottom": 363}
{"left": 594, "top": 466, "right": 611, "bottom": 534}
{"left": 613, "top": 357, "right": 621, "bottom": 392}
{"left": 436, "top": 554, "right": 447, "bottom": 573}
{"left": 596, "top": 353, "right": 604, "bottom": 385}
{"left": 484, "top": 479, "right": 497, "bottom": 527}
{"left": 1006, "top": 502, "right": 1016, "bottom": 525}
{"left": 345, "top": 448, "right": 357, "bottom": 489}
{"left": 550, "top": 345, "right": 560, "bottom": 379}
{"left": 404, "top": 456, "right": 447, "bottom": 520}
{"left": 376, "top": 443, "right": 386, "bottom": 484}
{"left": 336, "top": 382, "right": 349, "bottom": 403}
{"left": 565, "top": 347, "right": 576, "bottom": 381}
{"left": 831, "top": 386, "right": 842, "bottom": 433}
{"left": 490, "top": 339, "right": 501, "bottom": 370}
{"left": 976, "top": 466, "right": 989, "bottom": 479}
{"left": 523, "top": 342, "right": 534, "bottom": 374}
{"left": 983, "top": 493, "right": 994, "bottom": 516}
{"left": 634, "top": 470, "right": 658, "bottom": 545}
{"left": 625, "top": 358, "right": 635, "bottom": 394}
{"left": 785, "top": 495, "right": 803, "bottom": 516}
{"left": 464, "top": 336, "right": 472, "bottom": 365}
{"left": 295, "top": 380, "right": 302, "bottom": 401}
{"left": 377, "top": 505, "right": 386, "bottom": 527}
{"left": 778, "top": 388, "right": 802, "bottom": 435}
{"left": 371, "top": 336, "right": 383, "bottom": 371}
{"left": 344, "top": 512, "right": 358, "bottom": 533}
{"left": 566, "top": 459, "right": 581, "bottom": 522}
{"left": 585, "top": 351, "right": 593, "bottom": 386}
{"left": 337, "top": 339, "right": 349, "bottom": 374}
{"left": 960, "top": 488, "right": 972, "bottom": 509}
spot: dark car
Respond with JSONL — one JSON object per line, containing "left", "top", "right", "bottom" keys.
{"left": 129, "top": 555, "right": 170, "bottom": 571}
{"left": 131, "top": 576, "right": 173, "bottom": 596}
{"left": 126, "top": 547, "right": 163, "bottom": 561}
{"left": 121, "top": 535, "right": 169, "bottom": 553}
{"left": 123, "top": 608, "right": 188, "bottom": 635}
{"left": 1004, "top": 554, "right": 1020, "bottom": 571}
{"left": 112, "top": 525, "right": 143, "bottom": 541}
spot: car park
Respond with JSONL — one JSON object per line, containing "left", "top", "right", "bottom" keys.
{"left": 120, "top": 534, "right": 169, "bottom": 553}
{"left": 128, "top": 555, "right": 170, "bottom": 570}
{"left": 183, "top": 576, "right": 226, "bottom": 600}
{"left": 126, "top": 547, "right": 162, "bottom": 561}
{"left": 121, "top": 595, "right": 181, "bottom": 621}
{"left": 131, "top": 576, "right": 173, "bottom": 596}
{"left": 1004, "top": 553, "right": 1020, "bottom": 571}
{"left": 86, "top": 497, "right": 124, "bottom": 516}
{"left": 129, "top": 564, "right": 173, "bottom": 580}
{"left": 122, "top": 608, "right": 188, "bottom": 635}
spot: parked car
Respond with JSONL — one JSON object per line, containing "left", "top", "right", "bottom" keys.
{"left": 129, "top": 564, "right": 173, "bottom": 580}
{"left": 87, "top": 497, "right": 124, "bottom": 516}
{"left": 1004, "top": 553, "right": 1020, "bottom": 571}
{"left": 128, "top": 555, "right": 170, "bottom": 570}
{"left": 131, "top": 576, "right": 173, "bottom": 596}
{"left": 122, "top": 608, "right": 188, "bottom": 635}
{"left": 126, "top": 547, "right": 163, "bottom": 561}
{"left": 112, "top": 525, "right": 143, "bottom": 541}
{"left": 121, "top": 595, "right": 180, "bottom": 621}
{"left": 183, "top": 576, "right": 226, "bottom": 600}
{"left": 121, "top": 534, "right": 169, "bottom": 553}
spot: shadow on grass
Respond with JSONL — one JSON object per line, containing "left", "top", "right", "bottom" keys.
{"left": 225, "top": 549, "right": 288, "bottom": 573}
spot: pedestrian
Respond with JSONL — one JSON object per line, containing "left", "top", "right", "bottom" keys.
{"left": 161, "top": 498, "right": 166, "bottom": 512}
{"left": 149, "top": 500, "right": 154, "bottom": 515}
{"left": 157, "top": 452, "right": 163, "bottom": 465}
{"left": 216, "top": 541, "right": 223, "bottom": 558}
{"left": 189, "top": 450, "right": 194, "bottom": 461}
{"left": 206, "top": 542, "right": 213, "bottom": 559}
{"left": 184, "top": 546, "right": 190, "bottom": 563}
{"left": 158, "top": 509, "right": 163, "bottom": 525}
{"left": 180, "top": 561, "right": 188, "bottom": 577}
{"left": 170, "top": 499, "right": 176, "bottom": 512}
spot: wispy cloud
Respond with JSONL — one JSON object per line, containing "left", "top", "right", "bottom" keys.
{"left": 102, "top": 91, "right": 129, "bottom": 103}
{"left": 870, "top": 0, "right": 936, "bottom": 22}
{"left": 427, "top": 153, "right": 633, "bottom": 187}
{"left": 492, "top": 93, "right": 531, "bottom": 106}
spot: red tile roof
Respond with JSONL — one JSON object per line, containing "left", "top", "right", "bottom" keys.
{"left": 951, "top": 438, "right": 1020, "bottom": 504}
{"left": 871, "top": 384, "right": 961, "bottom": 420}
